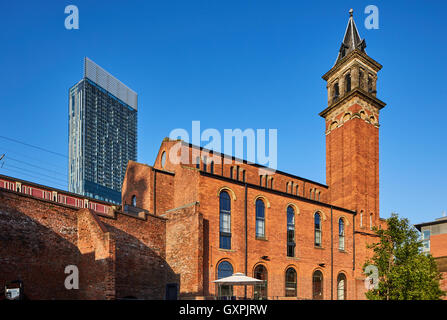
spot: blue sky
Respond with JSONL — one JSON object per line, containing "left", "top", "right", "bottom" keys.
{"left": 1, "top": 0, "right": 446, "bottom": 225}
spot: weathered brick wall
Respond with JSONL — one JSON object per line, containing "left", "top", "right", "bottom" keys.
{"left": 77, "top": 208, "right": 115, "bottom": 300}
{"left": 121, "top": 160, "right": 153, "bottom": 211}
{"left": 163, "top": 203, "right": 203, "bottom": 299}
{"left": 0, "top": 190, "right": 81, "bottom": 299}
{"left": 0, "top": 188, "right": 171, "bottom": 300}
{"left": 102, "top": 211, "right": 170, "bottom": 299}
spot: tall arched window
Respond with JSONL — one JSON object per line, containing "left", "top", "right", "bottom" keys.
{"left": 312, "top": 270, "right": 323, "bottom": 300}
{"left": 368, "top": 75, "right": 373, "bottom": 93}
{"left": 217, "top": 261, "right": 233, "bottom": 299}
{"left": 230, "top": 167, "right": 233, "bottom": 179}
{"left": 314, "top": 213, "right": 322, "bottom": 247}
{"left": 285, "top": 268, "right": 297, "bottom": 297}
{"left": 219, "top": 191, "right": 231, "bottom": 249}
{"left": 270, "top": 178, "right": 273, "bottom": 189}
{"left": 295, "top": 185, "right": 299, "bottom": 195}
{"left": 339, "top": 218, "right": 345, "bottom": 251}
{"left": 203, "top": 157, "right": 207, "bottom": 172}
{"left": 210, "top": 161, "right": 214, "bottom": 174}
{"left": 256, "top": 199, "right": 265, "bottom": 238}
{"left": 259, "top": 175, "right": 263, "bottom": 186}
{"left": 286, "top": 182, "right": 289, "bottom": 193}
{"left": 370, "top": 213, "right": 373, "bottom": 230}
{"left": 236, "top": 166, "right": 240, "bottom": 181}
{"left": 359, "top": 69, "right": 364, "bottom": 89}
{"left": 131, "top": 195, "right": 136, "bottom": 207}
{"left": 242, "top": 170, "right": 246, "bottom": 182}
{"left": 337, "top": 273, "right": 347, "bottom": 300}
{"left": 333, "top": 82, "right": 340, "bottom": 102}
{"left": 287, "top": 206, "right": 295, "bottom": 257}
{"left": 254, "top": 265, "right": 268, "bottom": 300}
{"left": 195, "top": 157, "right": 200, "bottom": 169}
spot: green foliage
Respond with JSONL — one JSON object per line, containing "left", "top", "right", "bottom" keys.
{"left": 363, "top": 213, "right": 445, "bottom": 300}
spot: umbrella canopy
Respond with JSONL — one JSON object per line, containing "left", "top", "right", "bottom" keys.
{"left": 212, "top": 273, "right": 263, "bottom": 286}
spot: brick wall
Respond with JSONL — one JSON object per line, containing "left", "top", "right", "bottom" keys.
{"left": 0, "top": 188, "right": 171, "bottom": 300}
{"left": 163, "top": 202, "right": 203, "bottom": 299}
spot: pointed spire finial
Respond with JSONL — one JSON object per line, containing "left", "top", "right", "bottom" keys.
{"left": 349, "top": 8, "right": 353, "bottom": 17}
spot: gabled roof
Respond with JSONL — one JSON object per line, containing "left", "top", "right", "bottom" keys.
{"left": 334, "top": 9, "right": 367, "bottom": 66}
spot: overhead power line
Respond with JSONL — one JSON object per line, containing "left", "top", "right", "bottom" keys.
{"left": 0, "top": 136, "right": 68, "bottom": 158}
{"left": 6, "top": 156, "right": 67, "bottom": 177}
{"left": 2, "top": 163, "right": 67, "bottom": 185}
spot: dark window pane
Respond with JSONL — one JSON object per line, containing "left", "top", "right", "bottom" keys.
{"left": 285, "top": 268, "right": 297, "bottom": 297}
{"left": 312, "top": 271, "right": 323, "bottom": 300}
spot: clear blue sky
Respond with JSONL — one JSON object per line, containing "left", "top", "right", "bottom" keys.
{"left": 1, "top": 0, "right": 446, "bottom": 225}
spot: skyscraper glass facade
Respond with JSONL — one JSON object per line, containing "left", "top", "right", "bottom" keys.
{"left": 68, "top": 58, "right": 137, "bottom": 203}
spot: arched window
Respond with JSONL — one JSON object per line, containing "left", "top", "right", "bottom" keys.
{"left": 312, "top": 270, "right": 323, "bottom": 300}
{"left": 345, "top": 73, "right": 351, "bottom": 92}
{"left": 131, "top": 195, "right": 136, "bottom": 207}
{"left": 203, "top": 157, "right": 207, "bottom": 172}
{"left": 287, "top": 206, "right": 295, "bottom": 257}
{"left": 219, "top": 191, "right": 231, "bottom": 249}
{"left": 359, "top": 69, "right": 364, "bottom": 89}
{"left": 368, "top": 75, "right": 373, "bottom": 93}
{"left": 230, "top": 166, "right": 233, "bottom": 179}
{"left": 242, "top": 170, "right": 246, "bottom": 182}
{"left": 314, "top": 213, "right": 322, "bottom": 247}
{"left": 254, "top": 265, "right": 268, "bottom": 300}
{"left": 370, "top": 213, "right": 373, "bottom": 230}
{"left": 195, "top": 157, "right": 200, "bottom": 169}
{"left": 295, "top": 185, "right": 299, "bottom": 195}
{"left": 270, "top": 177, "right": 274, "bottom": 189}
{"left": 337, "top": 273, "right": 347, "bottom": 300}
{"left": 285, "top": 268, "right": 297, "bottom": 297}
{"left": 339, "top": 218, "right": 345, "bottom": 251}
{"left": 309, "top": 188, "right": 313, "bottom": 199}
{"left": 286, "top": 182, "right": 289, "bottom": 193}
{"left": 210, "top": 161, "right": 214, "bottom": 174}
{"left": 217, "top": 261, "right": 233, "bottom": 299}
{"left": 333, "top": 82, "right": 340, "bottom": 102}
{"left": 317, "top": 191, "right": 321, "bottom": 201}
{"left": 256, "top": 199, "right": 265, "bottom": 238}
{"left": 259, "top": 175, "right": 263, "bottom": 186}
{"left": 236, "top": 166, "right": 240, "bottom": 181}
{"left": 161, "top": 151, "right": 166, "bottom": 168}
{"left": 265, "top": 176, "right": 268, "bottom": 188}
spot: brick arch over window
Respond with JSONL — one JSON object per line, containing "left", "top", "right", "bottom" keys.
{"left": 253, "top": 195, "right": 270, "bottom": 208}
{"left": 342, "top": 112, "right": 352, "bottom": 122}
{"left": 337, "top": 215, "right": 350, "bottom": 226}
{"left": 330, "top": 121, "right": 339, "bottom": 131}
{"left": 285, "top": 203, "right": 300, "bottom": 215}
{"left": 217, "top": 186, "right": 237, "bottom": 201}
{"left": 313, "top": 210, "right": 327, "bottom": 221}
{"left": 215, "top": 258, "right": 236, "bottom": 277}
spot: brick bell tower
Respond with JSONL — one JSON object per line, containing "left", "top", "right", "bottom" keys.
{"left": 321, "top": 9, "right": 386, "bottom": 228}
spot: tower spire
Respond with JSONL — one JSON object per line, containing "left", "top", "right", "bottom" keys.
{"left": 335, "top": 9, "right": 366, "bottom": 65}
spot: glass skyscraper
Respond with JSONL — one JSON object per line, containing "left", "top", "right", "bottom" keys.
{"left": 68, "top": 57, "right": 137, "bottom": 203}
